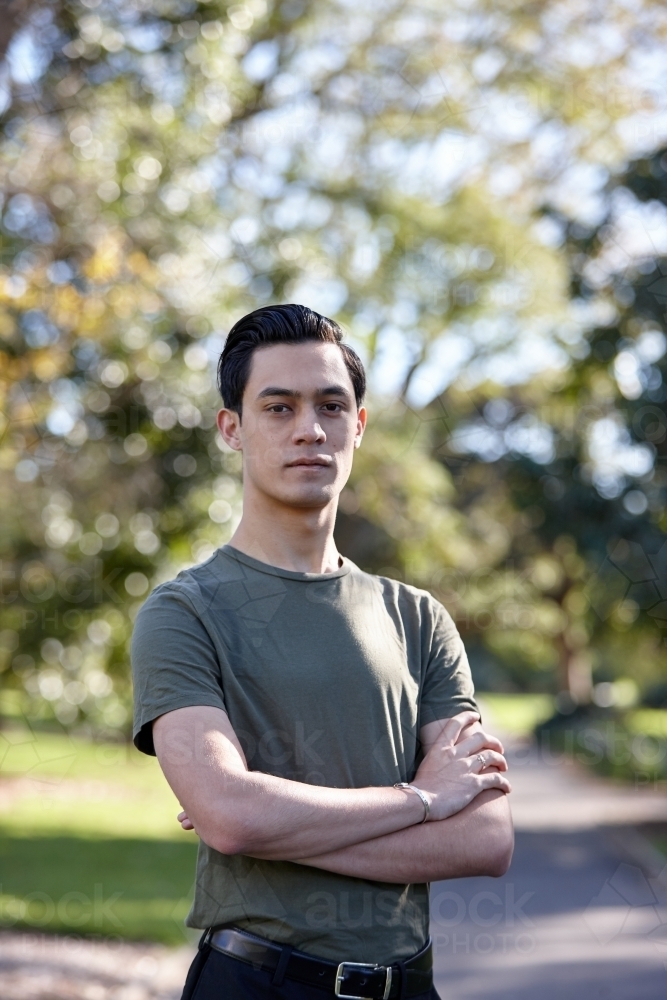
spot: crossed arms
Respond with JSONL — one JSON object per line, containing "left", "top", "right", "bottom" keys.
{"left": 153, "top": 706, "right": 514, "bottom": 883}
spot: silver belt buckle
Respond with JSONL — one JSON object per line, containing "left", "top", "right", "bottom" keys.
{"left": 334, "top": 961, "right": 392, "bottom": 1000}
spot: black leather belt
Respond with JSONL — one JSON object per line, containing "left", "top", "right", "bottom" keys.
{"left": 207, "top": 925, "right": 433, "bottom": 999}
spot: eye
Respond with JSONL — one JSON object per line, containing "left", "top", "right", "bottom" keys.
{"left": 267, "top": 404, "right": 291, "bottom": 413}
{"left": 322, "top": 402, "right": 343, "bottom": 412}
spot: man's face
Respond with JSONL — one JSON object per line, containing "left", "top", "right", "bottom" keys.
{"left": 217, "top": 341, "right": 366, "bottom": 509}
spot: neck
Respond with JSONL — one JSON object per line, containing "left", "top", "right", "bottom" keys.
{"left": 228, "top": 486, "right": 342, "bottom": 575}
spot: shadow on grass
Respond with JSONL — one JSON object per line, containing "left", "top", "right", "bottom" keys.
{"left": 0, "top": 832, "right": 199, "bottom": 945}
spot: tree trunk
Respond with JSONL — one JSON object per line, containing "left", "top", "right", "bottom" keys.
{"left": 556, "top": 634, "right": 592, "bottom": 703}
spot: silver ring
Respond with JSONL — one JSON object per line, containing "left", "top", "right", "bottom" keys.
{"left": 476, "top": 753, "right": 486, "bottom": 767}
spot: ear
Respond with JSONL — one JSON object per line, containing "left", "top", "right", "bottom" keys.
{"left": 353, "top": 405, "right": 367, "bottom": 449}
{"left": 217, "top": 408, "right": 243, "bottom": 451}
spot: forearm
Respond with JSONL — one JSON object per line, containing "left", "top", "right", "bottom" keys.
{"left": 290, "top": 790, "right": 514, "bottom": 883}
{"left": 200, "top": 768, "right": 426, "bottom": 859}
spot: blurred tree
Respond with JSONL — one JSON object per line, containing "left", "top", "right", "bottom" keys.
{"left": 426, "top": 143, "right": 667, "bottom": 703}
{"left": 1, "top": 0, "right": 666, "bottom": 732}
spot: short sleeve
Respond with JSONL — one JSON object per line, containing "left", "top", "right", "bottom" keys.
{"left": 131, "top": 585, "right": 226, "bottom": 755}
{"left": 419, "top": 599, "right": 478, "bottom": 726}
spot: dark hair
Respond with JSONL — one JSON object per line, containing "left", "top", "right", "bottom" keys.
{"left": 217, "top": 303, "right": 366, "bottom": 416}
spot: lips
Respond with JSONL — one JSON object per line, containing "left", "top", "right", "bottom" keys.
{"left": 287, "top": 458, "right": 332, "bottom": 468}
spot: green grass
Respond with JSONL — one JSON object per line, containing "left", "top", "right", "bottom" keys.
{"left": 1, "top": 726, "right": 159, "bottom": 786}
{"left": 0, "top": 726, "right": 192, "bottom": 839}
{"left": 0, "top": 725, "right": 199, "bottom": 944}
{"left": 0, "top": 835, "right": 197, "bottom": 943}
{"left": 626, "top": 708, "right": 667, "bottom": 738}
{"left": 478, "top": 696, "right": 667, "bottom": 744}
{"left": 477, "top": 692, "right": 555, "bottom": 737}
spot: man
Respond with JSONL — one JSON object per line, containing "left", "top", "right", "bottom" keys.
{"left": 131, "top": 304, "right": 513, "bottom": 1000}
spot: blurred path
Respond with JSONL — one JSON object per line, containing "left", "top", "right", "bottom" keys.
{"left": 0, "top": 932, "right": 195, "bottom": 1000}
{"left": 431, "top": 724, "right": 667, "bottom": 1000}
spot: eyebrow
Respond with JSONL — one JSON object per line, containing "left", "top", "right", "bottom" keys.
{"left": 256, "top": 384, "right": 352, "bottom": 400}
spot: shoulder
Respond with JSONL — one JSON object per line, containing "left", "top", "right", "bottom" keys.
{"left": 134, "top": 548, "right": 241, "bottom": 623}
{"left": 348, "top": 563, "right": 452, "bottom": 626}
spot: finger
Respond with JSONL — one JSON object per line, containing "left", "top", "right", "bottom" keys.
{"left": 458, "top": 733, "right": 504, "bottom": 757}
{"left": 469, "top": 750, "right": 508, "bottom": 773}
{"left": 439, "top": 711, "right": 480, "bottom": 745}
{"left": 478, "top": 771, "right": 512, "bottom": 794}
{"left": 455, "top": 732, "right": 504, "bottom": 757}
{"left": 457, "top": 720, "right": 480, "bottom": 743}
{"left": 469, "top": 728, "right": 503, "bottom": 754}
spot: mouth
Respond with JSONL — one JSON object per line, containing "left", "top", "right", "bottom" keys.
{"left": 286, "top": 458, "right": 333, "bottom": 468}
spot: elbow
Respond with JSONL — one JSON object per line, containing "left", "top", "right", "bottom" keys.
{"left": 197, "top": 810, "right": 258, "bottom": 857}
{"left": 473, "top": 788, "right": 514, "bottom": 878}
{"left": 482, "top": 823, "right": 514, "bottom": 878}
{"left": 206, "top": 830, "right": 247, "bottom": 856}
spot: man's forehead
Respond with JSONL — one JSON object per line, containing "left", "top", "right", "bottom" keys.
{"left": 247, "top": 341, "right": 353, "bottom": 390}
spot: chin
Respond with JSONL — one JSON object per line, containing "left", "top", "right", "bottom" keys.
{"left": 291, "top": 489, "right": 337, "bottom": 508}
{"left": 271, "top": 483, "right": 338, "bottom": 509}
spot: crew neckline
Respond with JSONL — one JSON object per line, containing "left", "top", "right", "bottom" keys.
{"left": 220, "top": 544, "right": 352, "bottom": 581}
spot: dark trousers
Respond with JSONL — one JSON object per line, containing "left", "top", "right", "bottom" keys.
{"left": 181, "top": 940, "right": 442, "bottom": 1000}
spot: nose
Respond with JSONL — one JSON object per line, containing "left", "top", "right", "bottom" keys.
{"left": 292, "top": 411, "right": 326, "bottom": 445}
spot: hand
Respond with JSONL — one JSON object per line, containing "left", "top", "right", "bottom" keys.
{"left": 455, "top": 716, "right": 504, "bottom": 771}
{"left": 414, "top": 711, "right": 511, "bottom": 821}
{"left": 177, "top": 809, "right": 195, "bottom": 831}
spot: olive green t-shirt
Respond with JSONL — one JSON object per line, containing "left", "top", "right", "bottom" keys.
{"left": 131, "top": 544, "right": 477, "bottom": 964}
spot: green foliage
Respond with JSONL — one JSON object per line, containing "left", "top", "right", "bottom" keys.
{"left": 420, "top": 137, "right": 667, "bottom": 698}
{"left": 2, "top": 0, "right": 667, "bottom": 731}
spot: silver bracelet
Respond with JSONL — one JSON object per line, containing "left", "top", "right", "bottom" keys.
{"left": 394, "top": 782, "right": 430, "bottom": 824}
